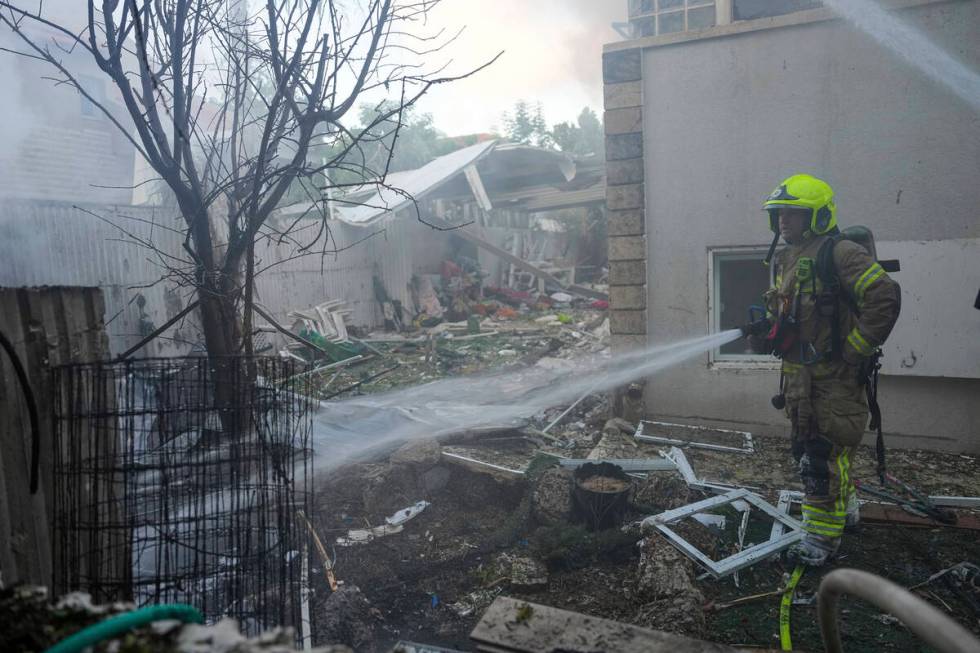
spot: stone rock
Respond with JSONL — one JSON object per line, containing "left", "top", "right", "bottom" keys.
{"left": 532, "top": 467, "right": 573, "bottom": 525}
{"left": 175, "top": 619, "right": 354, "bottom": 653}
{"left": 603, "top": 417, "right": 636, "bottom": 436}
{"left": 671, "top": 519, "right": 719, "bottom": 560}
{"left": 635, "top": 535, "right": 698, "bottom": 602}
{"left": 633, "top": 472, "right": 691, "bottom": 511}
{"left": 389, "top": 438, "right": 442, "bottom": 466}
{"left": 633, "top": 534, "right": 706, "bottom": 637}
{"left": 633, "top": 593, "right": 706, "bottom": 639}
{"left": 501, "top": 553, "right": 549, "bottom": 591}
{"left": 317, "top": 585, "right": 377, "bottom": 651}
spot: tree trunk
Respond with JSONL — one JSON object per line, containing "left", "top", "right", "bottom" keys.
{"left": 198, "top": 273, "right": 245, "bottom": 437}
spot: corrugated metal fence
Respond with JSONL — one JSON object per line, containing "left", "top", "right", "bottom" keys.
{"left": 0, "top": 200, "right": 437, "bottom": 356}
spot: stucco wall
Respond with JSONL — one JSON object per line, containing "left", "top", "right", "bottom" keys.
{"left": 637, "top": 1, "right": 980, "bottom": 451}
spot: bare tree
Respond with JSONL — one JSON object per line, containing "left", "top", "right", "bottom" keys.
{"left": 0, "top": 0, "right": 495, "bottom": 423}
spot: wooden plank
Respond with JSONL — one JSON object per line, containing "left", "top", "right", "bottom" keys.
{"left": 0, "top": 286, "right": 112, "bottom": 593}
{"left": 860, "top": 503, "right": 980, "bottom": 531}
{"left": 470, "top": 597, "right": 737, "bottom": 653}
{"left": 464, "top": 164, "right": 493, "bottom": 212}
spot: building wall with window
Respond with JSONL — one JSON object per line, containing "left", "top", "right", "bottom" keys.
{"left": 605, "top": 0, "right": 980, "bottom": 451}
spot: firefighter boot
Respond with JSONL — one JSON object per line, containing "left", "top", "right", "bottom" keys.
{"left": 787, "top": 535, "right": 839, "bottom": 567}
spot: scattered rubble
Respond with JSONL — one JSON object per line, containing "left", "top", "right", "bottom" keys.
{"left": 317, "top": 586, "right": 380, "bottom": 650}
{"left": 0, "top": 586, "right": 353, "bottom": 653}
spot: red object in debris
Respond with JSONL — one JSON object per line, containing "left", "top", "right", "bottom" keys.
{"left": 441, "top": 260, "right": 463, "bottom": 278}
{"left": 485, "top": 286, "right": 535, "bottom": 306}
{"left": 591, "top": 300, "right": 609, "bottom": 310}
{"left": 496, "top": 306, "right": 518, "bottom": 319}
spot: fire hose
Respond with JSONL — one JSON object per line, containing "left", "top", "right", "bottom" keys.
{"left": 817, "top": 568, "right": 980, "bottom": 653}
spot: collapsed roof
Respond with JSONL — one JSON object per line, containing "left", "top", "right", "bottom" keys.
{"left": 278, "top": 140, "right": 605, "bottom": 227}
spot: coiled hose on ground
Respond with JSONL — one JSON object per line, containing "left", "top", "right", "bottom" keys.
{"left": 44, "top": 604, "right": 204, "bottom": 653}
{"left": 818, "top": 568, "right": 980, "bottom": 653}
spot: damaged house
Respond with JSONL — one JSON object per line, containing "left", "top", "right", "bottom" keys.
{"left": 0, "top": 139, "right": 606, "bottom": 356}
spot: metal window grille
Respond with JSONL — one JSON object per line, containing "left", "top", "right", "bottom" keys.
{"left": 52, "top": 356, "right": 314, "bottom": 637}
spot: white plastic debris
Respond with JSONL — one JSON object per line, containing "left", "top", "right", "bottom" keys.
{"left": 336, "top": 501, "right": 431, "bottom": 546}
{"left": 550, "top": 292, "right": 573, "bottom": 303}
{"left": 336, "top": 524, "right": 405, "bottom": 547}
{"left": 386, "top": 500, "right": 431, "bottom": 526}
{"left": 692, "top": 513, "right": 727, "bottom": 530}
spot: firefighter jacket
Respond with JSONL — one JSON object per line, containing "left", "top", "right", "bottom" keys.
{"left": 764, "top": 234, "right": 901, "bottom": 445}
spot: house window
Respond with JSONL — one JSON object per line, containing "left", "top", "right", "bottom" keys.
{"left": 77, "top": 74, "right": 106, "bottom": 118}
{"left": 630, "top": 0, "right": 717, "bottom": 37}
{"left": 709, "top": 249, "right": 773, "bottom": 360}
{"left": 733, "top": 0, "right": 823, "bottom": 21}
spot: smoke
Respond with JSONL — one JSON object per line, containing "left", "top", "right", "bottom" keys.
{"left": 0, "top": 54, "right": 36, "bottom": 175}
{"left": 413, "top": 0, "right": 624, "bottom": 135}
{"left": 559, "top": 0, "right": 627, "bottom": 90}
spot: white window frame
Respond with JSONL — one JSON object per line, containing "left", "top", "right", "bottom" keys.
{"left": 707, "top": 246, "right": 779, "bottom": 370}
{"left": 630, "top": 0, "right": 723, "bottom": 36}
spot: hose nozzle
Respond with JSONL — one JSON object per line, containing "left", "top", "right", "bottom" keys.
{"left": 740, "top": 305, "right": 771, "bottom": 338}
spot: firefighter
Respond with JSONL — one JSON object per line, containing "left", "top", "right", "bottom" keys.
{"left": 753, "top": 174, "right": 901, "bottom": 566}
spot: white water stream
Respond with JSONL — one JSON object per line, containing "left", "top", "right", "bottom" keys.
{"left": 309, "top": 329, "right": 743, "bottom": 474}
{"left": 822, "top": 0, "right": 980, "bottom": 112}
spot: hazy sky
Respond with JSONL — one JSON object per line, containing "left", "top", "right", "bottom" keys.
{"left": 0, "top": 0, "right": 626, "bottom": 139}
{"left": 406, "top": 0, "right": 626, "bottom": 135}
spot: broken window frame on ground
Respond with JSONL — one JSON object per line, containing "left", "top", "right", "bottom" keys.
{"left": 635, "top": 420, "right": 754, "bottom": 454}
{"left": 659, "top": 446, "right": 761, "bottom": 493}
{"left": 642, "top": 488, "right": 805, "bottom": 579}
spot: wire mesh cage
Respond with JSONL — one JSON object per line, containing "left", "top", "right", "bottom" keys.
{"left": 52, "top": 356, "right": 315, "bottom": 637}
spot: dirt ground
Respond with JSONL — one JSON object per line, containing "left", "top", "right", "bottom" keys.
{"left": 305, "top": 317, "right": 980, "bottom": 652}
{"left": 310, "top": 436, "right": 980, "bottom": 652}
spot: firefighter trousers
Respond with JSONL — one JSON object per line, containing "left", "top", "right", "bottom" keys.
{"left": 791, "top": 429, "right": 855, "bottom": 544}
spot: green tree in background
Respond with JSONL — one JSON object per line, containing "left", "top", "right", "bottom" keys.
{"left": 502, "top": 102, "right": 603, "bottom": 156}
{"left": 551, "top": 107, "right": 604, "bottom": 158}
{"left": 502, "top": 100, "right": 553, "bottom": 148}
{"left": 356, "top": 101, "right": 455, "bottom": 173}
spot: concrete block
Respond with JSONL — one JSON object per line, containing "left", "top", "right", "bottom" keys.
{"left": 606, "top": 133, "right": 643, "bottom": 161}
{"left": 610, "top": 285, "right": 646, "bottom": 310}
{"left": 603, "top": 49, "right": 642, "bottom": 84}
{"left": 604, "top": 107, "right": 642, "bottom": 135}
{"left": 607, "top": 183, "right": 644, "bottom": 211}
{"left": 606, "top": 158, "right": 645, "bottom": 187}
{"left": 608, "top": 235, "right": 646, "bottom": 262}
{"left": 609, "top": 260, "right": 646, "bottom": 286}
{"left": 610, "top": 309, "right": 647, "bottom": 335}
{"left": 607, "top": 209, "right": 645, "bottom": 236}
{"left": 611, "top": 333, "right": 648, "bottom": 353}
{"left": 604, "top": 81, "right": 642, "bottom": 110}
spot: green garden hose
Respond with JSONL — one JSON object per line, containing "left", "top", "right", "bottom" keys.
{"left": 45, "top": 604, "right": 204, "bottom": 653}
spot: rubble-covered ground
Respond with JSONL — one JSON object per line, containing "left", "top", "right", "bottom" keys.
{"left": 305, "top": 312, "right": 980, "bottom": 652}
{"left": 6, "top": 310, "right": 976, "bottom": 653}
